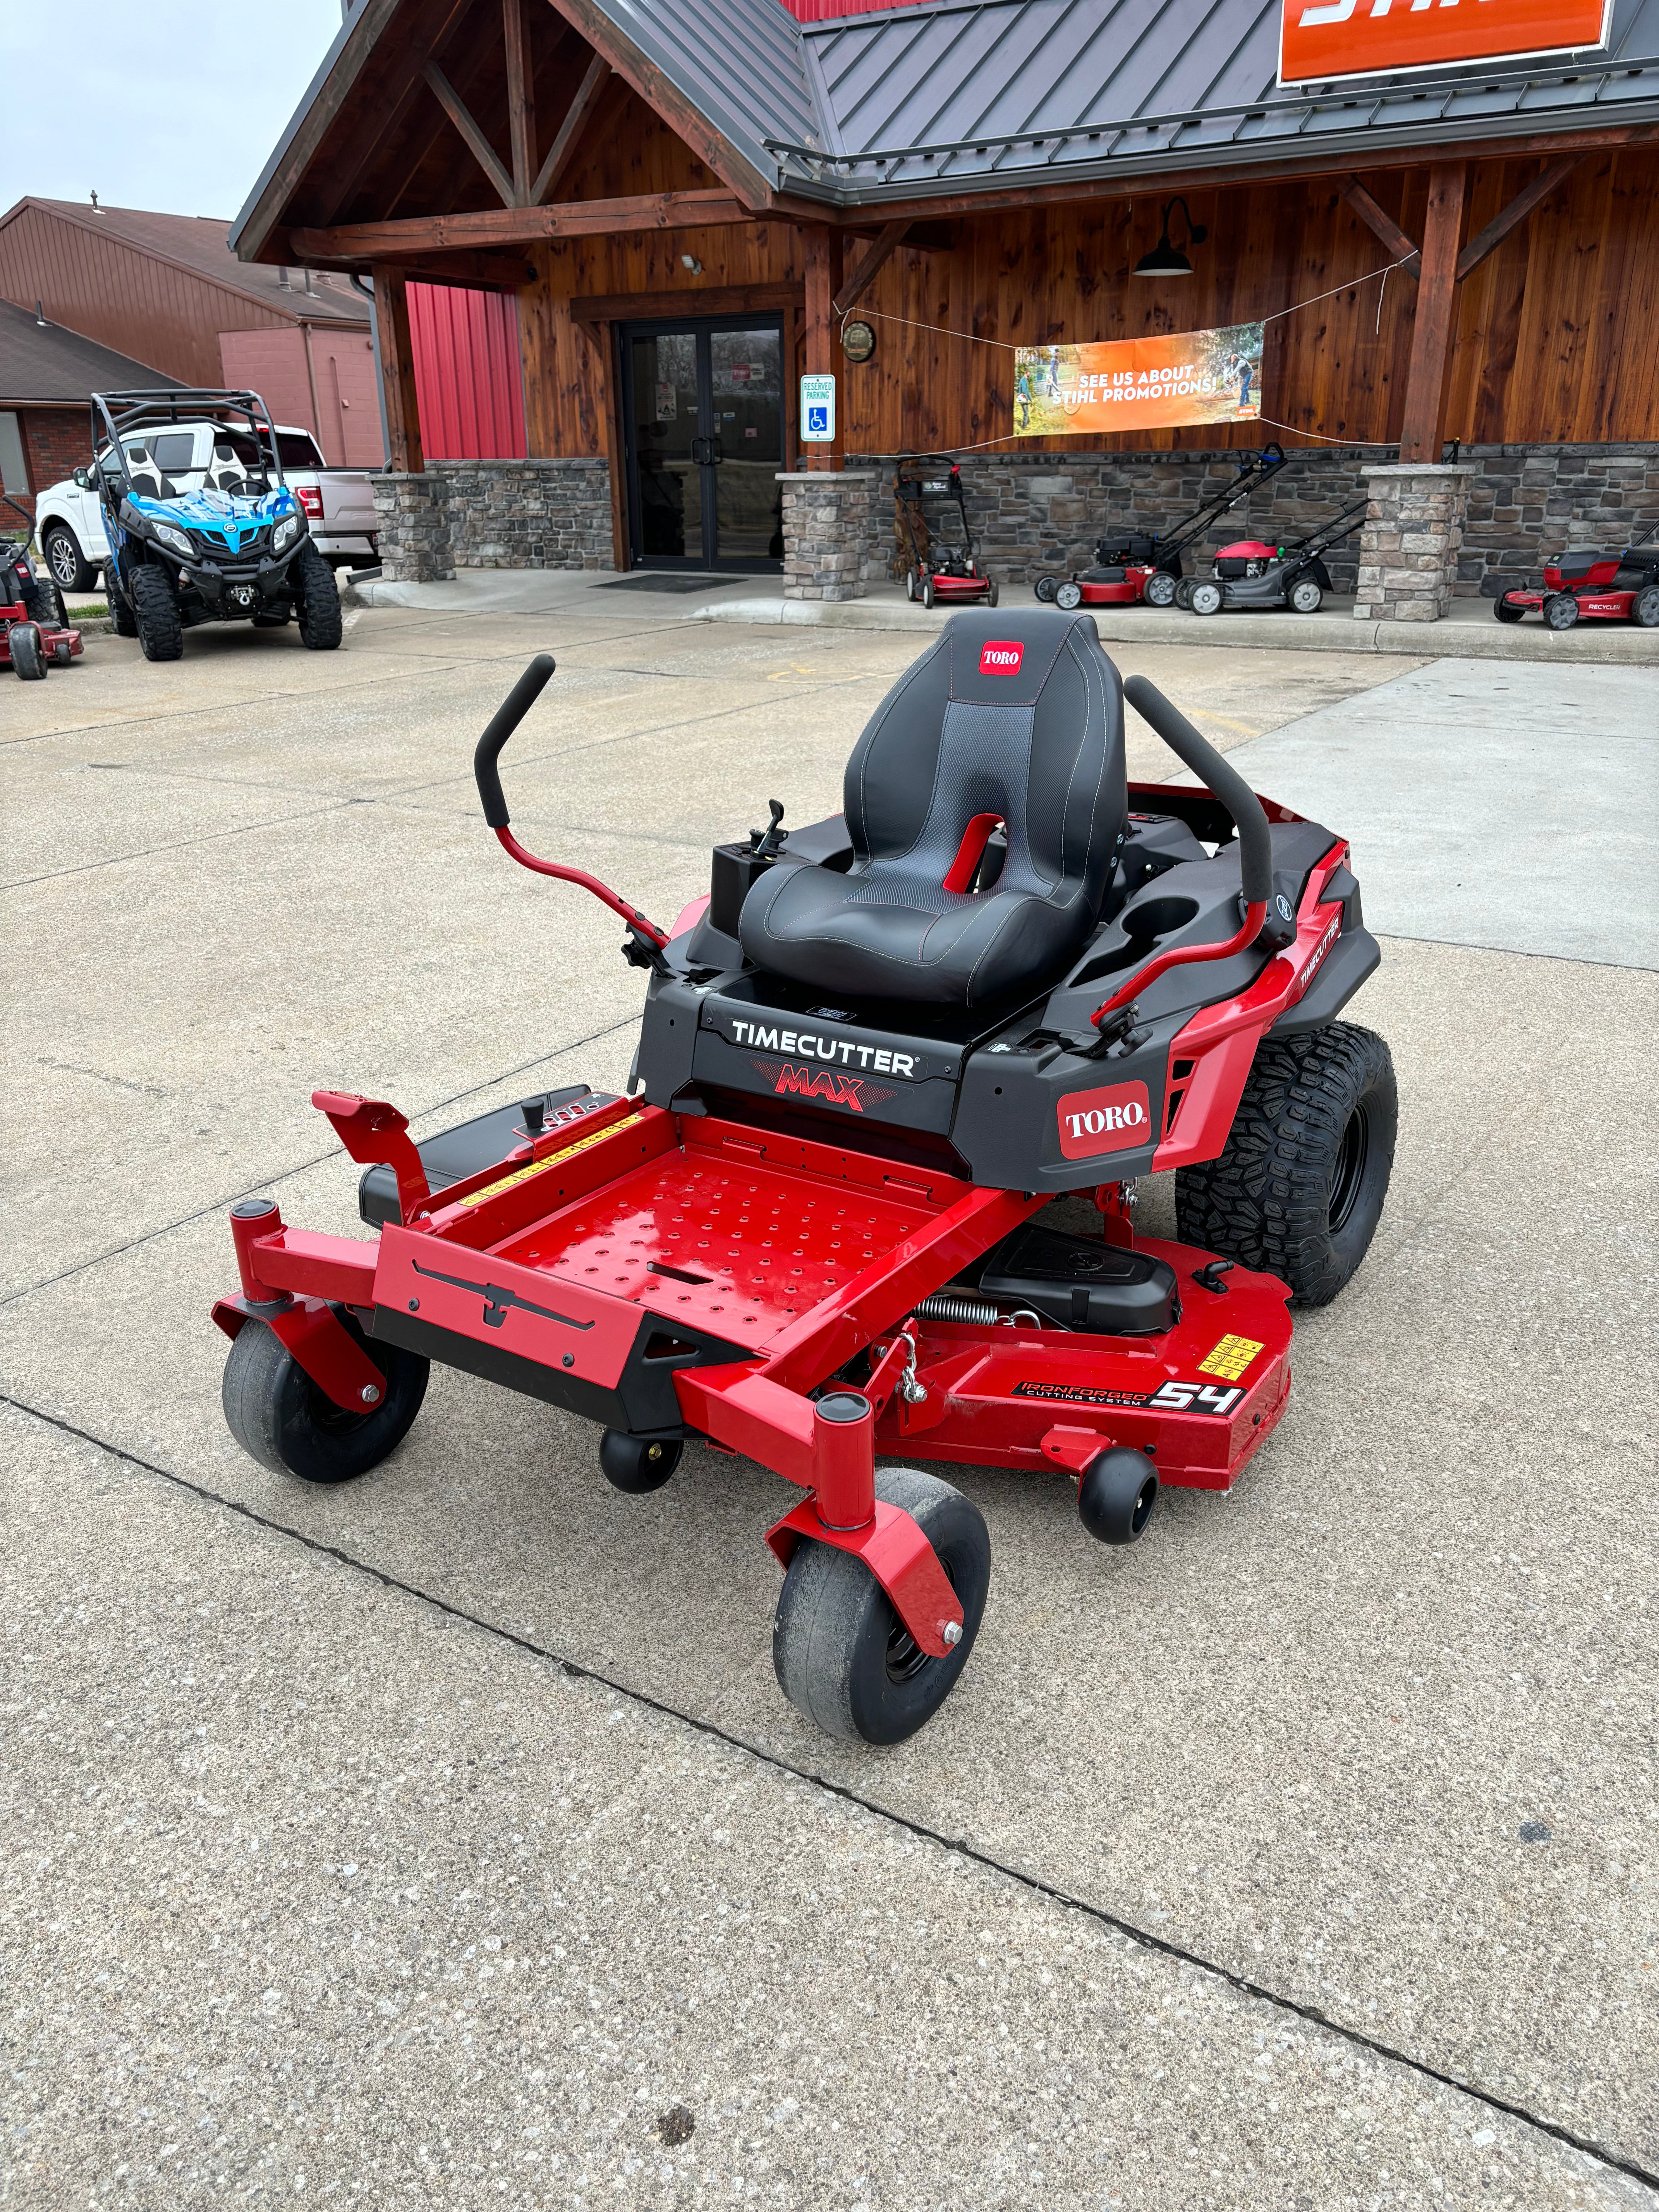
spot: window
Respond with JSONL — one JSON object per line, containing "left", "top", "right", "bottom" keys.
{"left": 152, "top": 433, "right": 196, "bottom": 473}
{"left": 0, "top": 412, "right": 26, "bottom": 495}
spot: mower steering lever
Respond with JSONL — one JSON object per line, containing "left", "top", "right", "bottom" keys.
{"left": 474, "top": 654, "right": 670, "bottom": 955}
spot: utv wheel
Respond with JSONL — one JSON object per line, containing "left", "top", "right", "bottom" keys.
{"left": 1289, "top": 576, "right": 1324, "bottom": 614}
{"left": 131, "top": 565, "right": 184, "bottom": 661}
{"left": 43, "top": 524, "right": 96, "bottom": 594}
{"left": 1142, "top": 570, "right": 1177, "bottom": 607}
{"left": 109, "top": 584, "right": 139, "bottom": 638}
{"left": 1033, "top": 573, "right": 1059, "bottom": 603}
{"left": 1492, "top": 594, "right": 1525, "bottom": 624}
{"left": 222, "top": 1310, "right": 428, "bottom": 1484}
{"left": 1189, "top": 580, "right": 1224, "bottom": 617}
{"left": 1078, "top": 1448, "right": 1158, "bottom": 1546}
{"left": 1544, "top": 592, "right": 1579, "bottom": 631}
{"left": 8, "top": 622, "right": 46, "bottom": 680}
{"left": 293, "top": 543, "right": 343, "bottom": 650}
{"left": 1054, "top": 579, "right": 1082, "bottom": 611}
{"left": 1175, "top": 1021, "right": 1397, "bottom": 1308}
{"left": 1632, "top": 584, "right": 1659, "bottom": 628}
{"left": 773, "top": 1467, "right": 989, "bottom": 1745}
{"left": 1174, "top": 575, "right": 1197, "bottom": 610}
{"left": 598, "top": 1429, "right": 681, "bottom": 1493}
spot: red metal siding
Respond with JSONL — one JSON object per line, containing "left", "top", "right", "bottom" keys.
{"left": 407, "top": 284, "right": 527, "bottom": 460}
{"left": 219, "top": 328, "right": 314, "bottom": 439}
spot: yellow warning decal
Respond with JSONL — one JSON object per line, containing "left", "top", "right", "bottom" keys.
{"left": 1198, "top": 1334, "right": 1265, "bottom": 1382}
{"left": 457, "top": 1110, "right": 651, "bottom": 1208}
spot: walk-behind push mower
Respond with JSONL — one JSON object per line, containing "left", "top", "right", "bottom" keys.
{"left": 1035, "top": 445, "right": 1288, "bottom": 610}
{"left": 895, "top": 456, "right": 998, "bottom": 608}
{"left": 1, "top": 494, "right": 82, "bottom": 680}
{"left": 214, "top": 611, "right": 1396, "bottom": 1746}
{"left": 1185, "top": 494, "right": 1370, "bottom": 617}
{"left": 1492, "top": 520, "right": 1659, "bottom": 629}
{"left": 89, "top": 388, "right": 341, "bottom": 661}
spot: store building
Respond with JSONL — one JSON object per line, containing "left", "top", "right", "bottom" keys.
{"left": 230, "top": 0, "right": 1659, "bottom": 615}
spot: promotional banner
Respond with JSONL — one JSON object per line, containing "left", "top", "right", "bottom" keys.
{"left": 1279, "top": 0, "right": 1611, "bottom": 85}
{"left": 1012, "top": 326, "right": 1265, "bottom": 438}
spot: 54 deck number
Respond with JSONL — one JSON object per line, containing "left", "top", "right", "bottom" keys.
{"left": 1148, "top": 1379, "right": 1245, "bottom": 1416}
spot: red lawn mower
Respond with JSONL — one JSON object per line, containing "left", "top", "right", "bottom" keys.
{"left": 2, "top": 495, "right": 83, "bottom": 680}
{"left": 895, "top": 456, "right": 998, "bottom": 608}
{"left": 214, "top": 612, "right": 1395, "bottom": 1745}
{"left": 1035, "top": 446, "right": 1288, "bottom": 610}
{"left": 1492, "top": 520, "right": 1659, "bottom": 629}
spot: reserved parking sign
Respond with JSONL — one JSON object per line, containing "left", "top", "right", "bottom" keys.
{"left": 800, "top": 373, "right": 836, "bottom": 443}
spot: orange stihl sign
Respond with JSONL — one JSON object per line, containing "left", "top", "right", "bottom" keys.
{"left": 1279, "top": 0, "right": 1611, "bottom": 84}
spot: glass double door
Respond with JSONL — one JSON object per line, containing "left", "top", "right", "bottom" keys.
{"left": 622, "top": 320, "right": 783, "bottom": 570}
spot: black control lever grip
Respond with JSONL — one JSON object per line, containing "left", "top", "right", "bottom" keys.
{"left": 473, "top": 653, "right": 556, "bottom": 829}
{"left": 1121, "top": 674, "right": 1273, "bottom": 909}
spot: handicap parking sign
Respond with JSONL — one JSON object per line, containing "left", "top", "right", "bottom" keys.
{"left": 799, "top": 373, "right": 836, "bottom": 442}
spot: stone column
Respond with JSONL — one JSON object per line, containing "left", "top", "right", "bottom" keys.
{"left": 777, "top": 471, "right": 879, "bottom": 601}
{"left": 1353, "top": 464, "right": 1475, "bottom": 622}
{"left": 369, "top": 473, "right": 454, "bottom": 584}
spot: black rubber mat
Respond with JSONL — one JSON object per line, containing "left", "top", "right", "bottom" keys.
{"left": 597, "top": 574, "right": 749, "bottom": 594}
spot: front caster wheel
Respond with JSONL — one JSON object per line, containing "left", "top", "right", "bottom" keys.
{"left": 222, "top": 1311, "right": 428, "bottom": 1483}
{"left": 773, "top": 1467, "right": 990, "bottom": 1745}
{"left": 598, "top": 1429, "right": 682, "bottom": 1492}
{"left": 1078, "top": 1448, "right": 1158, "bottom": 1545}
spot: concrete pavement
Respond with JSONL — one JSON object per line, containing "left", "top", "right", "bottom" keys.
{"left": 3, "top": 601, "right": 1656, "bottom": 2208}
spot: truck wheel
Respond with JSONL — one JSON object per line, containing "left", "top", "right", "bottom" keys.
{"left": 1175, "top": 1021, "right": 1397, "bottom": 1308}
{"left": 293, "top": 544, "right": 343, "bottom": 650}
{"left": 131, "top": 566, "right": 183, "bottom": 661}
{"left": 222, "top": 1310, "right": 428, "bottom": 1484}
{"left": 772, "top": 1467, "right": 989, "bottom": 1745}
{"left": 8, "top": 622, "right": 46, "bottom": 680}
{"left": 43, "top": 526, "right": 96, "bottom": 594}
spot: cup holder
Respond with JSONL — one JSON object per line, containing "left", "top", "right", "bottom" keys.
{"left": 1074, "top": 894, "right": 1202, "bottom": 983}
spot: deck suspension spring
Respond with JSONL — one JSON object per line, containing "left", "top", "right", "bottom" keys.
{"left": 914, "top": 1294, "right": 1049, "bottom": 1329}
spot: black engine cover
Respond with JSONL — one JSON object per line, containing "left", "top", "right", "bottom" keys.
{"left": 973, "top": 1222, "right": 1179, "bottom": 1334}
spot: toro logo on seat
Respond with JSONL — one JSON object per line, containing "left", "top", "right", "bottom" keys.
{"left": 979, "top": 641, "right": 1024, "bottom": 675}
{"left": 1056, "top": 1079, "right": 1151, "bottom": 1160}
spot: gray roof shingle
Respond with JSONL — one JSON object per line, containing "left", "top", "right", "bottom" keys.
{"left": 0, "top": 297, "right": 184, "bottom": 406}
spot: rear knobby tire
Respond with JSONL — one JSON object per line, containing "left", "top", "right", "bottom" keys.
{"left": 131, "top": 565, "right": 184, "bottom": 661}
{"left": 773, "top": 1467, "right": 990, "bottom": 1745}
{"left": 1492, "top": 595, "right": 1525, "bottom": 624}
{"left": 1175, "top": 1020, "right": 1397, "bottom": 1307}
{"left": 109, "top": 581, "right": 139, "bottom": 637}
{"left": 293, "top": 542, "right": 343, "bottom": 650}
{"left": 222, "top": 1310, "right": 428, "bottom": 1484}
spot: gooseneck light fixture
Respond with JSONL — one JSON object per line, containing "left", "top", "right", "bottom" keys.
{"left": 1134, "top": 198, "right": 1207, "bottom": 277}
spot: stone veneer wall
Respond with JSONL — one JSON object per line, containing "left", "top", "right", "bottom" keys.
{"left": 1353, "top": 465, "right": 1473, "bottom": 622}
{"left": 369, "top": 459, "right": 614, "bottom": 581}
{"left": 848, "top": 442, "right": 1659, "bottom": 599}
{"left": 778, "top": 471, "right": 883, "bottom": 600}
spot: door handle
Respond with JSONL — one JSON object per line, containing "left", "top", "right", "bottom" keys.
{"left": 690, "top": 436, "right": 724, "bottom": 467}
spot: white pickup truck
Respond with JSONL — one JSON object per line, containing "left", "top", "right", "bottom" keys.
{"left": 33, "top": 420, "right": 378, "bottom": 591}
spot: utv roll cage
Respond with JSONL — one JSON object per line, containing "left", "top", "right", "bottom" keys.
{"left": 89, "top": 390, "right": 291, "bottom": 499}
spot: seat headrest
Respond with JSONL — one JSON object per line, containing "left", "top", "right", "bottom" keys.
{"left": 939, "top": 607, "right": 1103, "bottom": 708}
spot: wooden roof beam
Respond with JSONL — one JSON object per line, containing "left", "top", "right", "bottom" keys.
{"left": 833, "top": 220, "right": 910, "bottom": 317}
{"left": 422, "top": 59, "right": 517, "bottom": 210}
{"left": 1341, "top": 176, "right": 1421, "bottom": 276}
{"left": 503, "top": 0, "right": 538, "bottom": 206}
{"left": 292, "top": 189, "right": 752, "bottom": 259}
{"left": 531, "top": 54, "right": 611, "bottom": 206}
{"left": 1455, "top": 152, "right": 1582, "bottom": 280}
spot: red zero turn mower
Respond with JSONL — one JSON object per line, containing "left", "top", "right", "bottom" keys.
{"left": 2, "top": 495, "right": 82, "bottom": 679}
{"left": 1492, "top": 520, "right": 1659, "bottom": 629}
{"left": 215, "top": 613, "right": 1396, "bottom": 1745}
{"left": 895, "top": 456, "right": 998, "bottom": 609}
{"left": 1035, "top": 446, "right": 1288, "bottom": 611}
{"left": 1185, "top": 494, "right": 1371, "bottom": 618}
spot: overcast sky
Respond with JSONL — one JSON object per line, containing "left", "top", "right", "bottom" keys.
{"left": 1, "top": 0, "right": 349, "bottom": 227}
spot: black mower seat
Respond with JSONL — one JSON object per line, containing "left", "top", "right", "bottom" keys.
{"left": 738, "top": 609, "right": 1126, "bottom": 1006}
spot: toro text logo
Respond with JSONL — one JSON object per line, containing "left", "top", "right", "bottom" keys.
{"left": 1056, "top": 1079, "right": 1151, "bottom": 1161}
{"left": 1279, "top": 0, "right": 1610, "bottom": 84}
{"left": 979, "top": 641, "right": 1024, "bottom": 675}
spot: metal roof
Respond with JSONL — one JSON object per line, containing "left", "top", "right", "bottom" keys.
{"left": 233, "top": 0, "right": 1659, "bottom": 258}
{"left": 784, "top": 0, "right": 1659, "bottom": 199}
{"left": 0, "top": 297, "right": 183, "bottom": 406}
